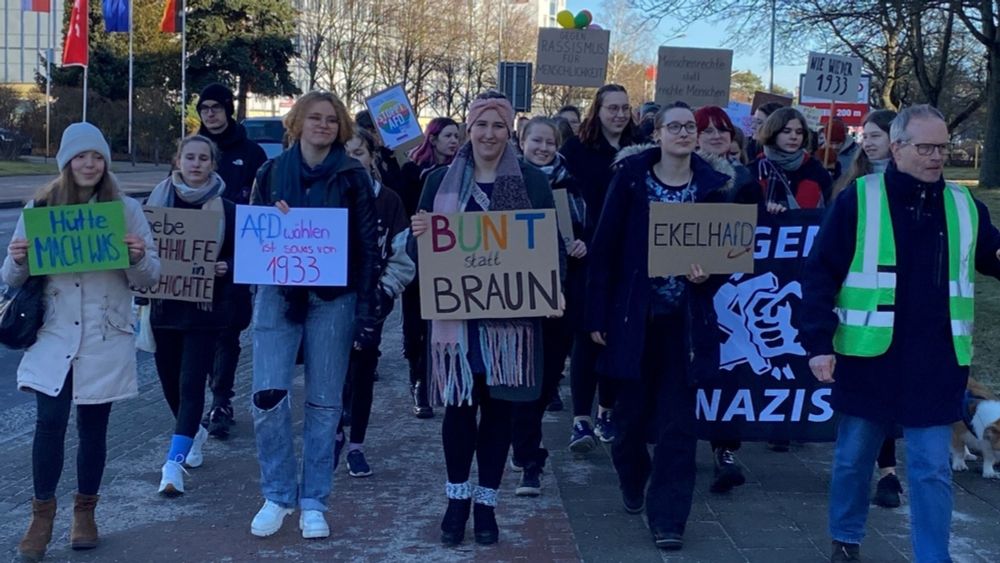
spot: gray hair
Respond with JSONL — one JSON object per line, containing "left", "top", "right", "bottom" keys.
{"left": 890, "top": 104, "right": 946, "bottom": 143}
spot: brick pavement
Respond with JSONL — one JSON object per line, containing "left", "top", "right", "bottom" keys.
{"left": 0, "top": 309, "right": 999, "bottom": 562}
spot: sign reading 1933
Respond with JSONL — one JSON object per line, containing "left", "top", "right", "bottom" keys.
{"left": 801, "top": 52, "right": 863, "bottom": 103}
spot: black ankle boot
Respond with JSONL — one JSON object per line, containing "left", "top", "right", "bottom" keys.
{"left": 473, "top": 503, "right": 498, "bottom": 545}
{"left": 412, "top": 381, "right": 434, "bottom": 419}
{"left": 440, "top": 498, "right": 471, "bottom": 546}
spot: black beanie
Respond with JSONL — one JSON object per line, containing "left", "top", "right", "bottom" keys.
{"left": 198, "top": 83, "right": 235, "bottom": 118}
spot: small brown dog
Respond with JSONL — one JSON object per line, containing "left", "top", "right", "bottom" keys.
{"left": 951, "top": 377, "right": 1000, "bottom": 479}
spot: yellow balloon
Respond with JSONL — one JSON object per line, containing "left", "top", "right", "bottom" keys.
{"left": 557, "top": 10, "right": 575, "bottom": 29}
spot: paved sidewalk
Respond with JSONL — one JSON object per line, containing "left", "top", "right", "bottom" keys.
{"left": 0, "top": 309, "right": 998, "bottom": 562}
{"left": 0, "top": 163, "right": 168, "bottom": 208}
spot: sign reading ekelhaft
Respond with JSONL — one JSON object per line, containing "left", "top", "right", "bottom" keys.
{"left": 697, "top": 210, "right": 837, "bottom": 442}
{"left": 535, "top": 28, "right": 610, "bottom": 88}
{"left": 655, "top": 47, "right": 733, "bottom": 108}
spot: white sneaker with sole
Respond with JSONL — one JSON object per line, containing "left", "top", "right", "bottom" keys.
{"left": 251, "top": 500, "right": 294, "bottom": 537}
{"left": 158, "top": 460, "right": 187, "bottom": 497}
{"left": 299, "top": 509, "right": 330, "bottom": 539}
{"left": 184, "top": 426, "right": 209, "bottom": 468}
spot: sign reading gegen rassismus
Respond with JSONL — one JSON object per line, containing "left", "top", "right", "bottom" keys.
{"left": 418, "top": 210, "right": 561, "bottom": 320}
{"left": 535, "top": 28, "right": 610, "bottom": 88}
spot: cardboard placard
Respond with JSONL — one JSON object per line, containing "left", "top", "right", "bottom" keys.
{"left": 534, "top": 28, "right": 610, "bottom": 88}
{"left": 801, "top": 52, "right": 863, "bottom": 103}
{"left": 24, "top": 201, "right": 130, "bottom": 275}
{"left": 552, "top": 189, "right": 575, "bottom": 247}
{"left": 750, "top": 91, "right": 793, "bottom": 113}
{"left": 234, "top": 205, "right": 349, "bottom": 286}
{"left": 418, "top": 210, "right": 561, "bottom": 320}
{"left": 365, "top": 84, "right": 423, "bottom": 150}
{"left": 648, "top": 203, "right": 757, "bottom": 276}
{"left": 654, "top": 47, "right": 733, "bottom": 108}
{"left": 134, "top": 207, "right": 222, "bottom": 302}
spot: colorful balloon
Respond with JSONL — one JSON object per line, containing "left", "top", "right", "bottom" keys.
{"left": 557, "top": 10, "right": 575, "bottom": 29}
{"left": 587, "top": 24, "right": 603, "bottom": 30}
{"left": 574, "top": 10, "right": 593, "bottom": 29}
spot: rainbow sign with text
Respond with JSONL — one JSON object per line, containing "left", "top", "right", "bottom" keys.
{"left": 364, "top": 84, "right": 423, "bottom": 150}
{"left": 417, "top": 210, "right": 561, "bottom": 320}
{"left": 233, "top": 205, "right": 348, "bottom": 286}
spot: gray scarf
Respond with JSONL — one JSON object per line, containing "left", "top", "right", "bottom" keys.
{"left": 763, "top": 145, "right": 806, "bottom": 172}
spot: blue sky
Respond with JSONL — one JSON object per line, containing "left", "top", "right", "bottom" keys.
{"left": 568, "top": 0, "right": 804, "bottom": 93}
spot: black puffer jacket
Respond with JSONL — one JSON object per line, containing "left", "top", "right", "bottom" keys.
{"left": 199, "top": 120, "right": 268, "bottom": 205}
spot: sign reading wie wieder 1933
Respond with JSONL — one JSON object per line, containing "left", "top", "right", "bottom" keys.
{"left": 648, "top": 203, "right": 757, "bottom": 277}
{"left": 133, "top": 207, "right": 222, "bottom": 303}
{"left": 418, "top": 210, "right": 561, "bottom": 320}
{"left": 801, "top": 51, "right": 863, "bottom": 103}
{"left": 24, "top": 201, "right": 130, "bottom": 275}
{"left": 534, "top": 28, "right": 610, "bottom": 88}
{"left": 234, "top": 205, "right": 349, "bottom": 286}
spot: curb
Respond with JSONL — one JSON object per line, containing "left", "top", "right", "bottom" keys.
{"left": 0, "top": 191, "right": 152, "bottom": 210}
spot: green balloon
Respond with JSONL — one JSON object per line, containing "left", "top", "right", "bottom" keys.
{"left": 574, "top": 12, "right": 590, "bottom": 29}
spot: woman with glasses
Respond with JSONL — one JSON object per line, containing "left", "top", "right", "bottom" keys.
{"left": 750, "top": 107, "right": 833, "bottom": 213}
{"left": 559, "top": 84, "right": 638, "bottom": 452}
{"left": 587, "top": 102, "right": 735, "bottom": 551}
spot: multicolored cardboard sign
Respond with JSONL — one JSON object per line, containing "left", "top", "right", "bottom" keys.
{"left": 234, "top": 205, "right": 349, "bottom": 286}
{"left": 418, "top": 210, "right": 561, "bottom": 320}
{"left": 134, "top": 207, "right": 222, "bottom": 302}
{"left": 24, "top": 201, "right": 130, "bottom": 275}
{"left": 364, "top": 84, "right": 423, "bottom": 150}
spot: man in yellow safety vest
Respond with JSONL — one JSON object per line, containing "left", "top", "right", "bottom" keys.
{"left": 802, "top": 104, "right": 1000, "bottom": 563}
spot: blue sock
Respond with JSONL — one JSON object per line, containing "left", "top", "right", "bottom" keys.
{"left": 167, "top": 434, "right": 193, "bottom": 464}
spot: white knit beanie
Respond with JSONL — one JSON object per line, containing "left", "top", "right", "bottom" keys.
{"left": 56, "top": 122, "right": 112, "bottom": 171}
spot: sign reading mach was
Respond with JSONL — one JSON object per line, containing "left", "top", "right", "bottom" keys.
{"left": 24, "top": 202, "right": 130, "bottom": 275}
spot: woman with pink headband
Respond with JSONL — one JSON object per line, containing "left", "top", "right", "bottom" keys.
{"left": 411, "top": 91, "right": 561, "bottom": 547}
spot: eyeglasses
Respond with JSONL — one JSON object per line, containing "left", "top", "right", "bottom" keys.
{"left": 603, "top": 104, "right": 632, "bottom": 115}
{"left": 663, "top": 122, "right": 698, "bottom": 135}
{"left": 900, "top": 142, "right": 952, "bottom": 156}
{"left": 199, "top": 104, "right": 223, "bottom": 115}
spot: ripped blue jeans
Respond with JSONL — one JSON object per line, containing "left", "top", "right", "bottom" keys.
{"left": 251, "top": 285, "right": 356, "bottom": 512}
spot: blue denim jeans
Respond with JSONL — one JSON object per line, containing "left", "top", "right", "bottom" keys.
{"left": 251, "top": 285, "right": 356, "bottom": 512}
{"left": 830, "top": 413, "right": 953, "bottom": 563}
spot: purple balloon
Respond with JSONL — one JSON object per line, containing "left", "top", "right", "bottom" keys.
{"left": 587, "top": 24, "right": 602, "bottom": 30}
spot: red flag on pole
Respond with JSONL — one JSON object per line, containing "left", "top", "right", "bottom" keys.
{"left": 21, "top": 0, "right": 51, "bottom": 12}
{"left": 62, "top": 0, "right": 89, "bottom": 67}
{"left": 160, "top": 0, "right": 182, "bottom": 33}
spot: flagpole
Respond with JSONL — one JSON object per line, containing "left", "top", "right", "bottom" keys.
{"left": 181, "top": 0, "right": 187, "bottom": 137}
{"left": 128, "top": 0, "right": 134, "bottom": 156}
{"left": 82, "top": 66, "right": 88, "bottom": 122}
{"left": 46, "top": 0, "right": 54, "bottom": 159}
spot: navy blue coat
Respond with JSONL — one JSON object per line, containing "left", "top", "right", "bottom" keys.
{"left": 585, "top": 146, "right": 736, "bottom": 384}
{"left": 801, "top": 163, "right": 1000, "bottom": 427}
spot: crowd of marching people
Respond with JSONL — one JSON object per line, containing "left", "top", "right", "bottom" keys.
{"left": 4, "top": 78, "right": 999, "bottom": 563}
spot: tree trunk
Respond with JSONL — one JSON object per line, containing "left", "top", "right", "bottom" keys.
{"left": 236, "top": 79, "right": 249, "bottom": 122}
{"left": 979, "top": 49, "right": 1000, "bottom": 188}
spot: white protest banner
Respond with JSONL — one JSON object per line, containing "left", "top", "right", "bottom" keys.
{"left": 792, "top": 104, "right": 824, "bottom": 131}
{"left": 552, "top": 189, "right": 575, "bottom": 247}
{"left": 801, "top": 52, "right": 863, "bottom": 103}
{"left": 134, "top": 207, "right": 222, "bottom": 303}
{"left": 365, "top": 83, "right": 423, "bottom": 150}
{"left": 418, "top": 210, "right": 561, "bottom": 320}
{"left": 234, "top": 205, "right": 349, "bottom": 286}
{"left": 654, "top": 47, "right": 733, "bottom": 108}
{"left": 648, "top": 203, "right": 757, "bottom": 276}
{"left": 535, "top": 28, "right": 610, "bottom": 88}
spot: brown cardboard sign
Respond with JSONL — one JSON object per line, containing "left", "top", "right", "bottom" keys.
{"left": 648, "top": 203, "right": 757, "bottom": 276}
{"left": 655, "top": 47, "right": 733, "bottom": 108}
{"left": 552, "top": 189, "right": 575, "bottom": 247}
{"left": 418, "top": 210, "right": 561, "bottom": 320}
{"left": 135, "top": 207, "right": 223, "bottom": 302}
{"left": 751, "top": 91, "right": 793, "bottom": 113}
{"left": 535, "top": 28, "right": 610, "bottom": 88}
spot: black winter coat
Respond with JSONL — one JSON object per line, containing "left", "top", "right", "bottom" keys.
{"left": 801, "top": 163, "right": 1000, "bottom": 426}
{"left": 198, "top": 121, "right": 268, "bottom": 205}
{"left": 586, "top": 147, "right": 736, "bottom": 384}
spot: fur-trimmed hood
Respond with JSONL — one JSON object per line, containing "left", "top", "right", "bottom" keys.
{"left": 610, "top": 143, "right": 739, "bottom": 201}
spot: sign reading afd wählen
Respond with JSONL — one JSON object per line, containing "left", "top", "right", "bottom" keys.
{"left": 418, "top": 210, "right": 561, "bottom": 320}
{"left": 535, "top": 28, "right": 610, "bottom": 88}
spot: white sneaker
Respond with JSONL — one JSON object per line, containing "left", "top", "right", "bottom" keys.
{"left": 158, "top": 460, "right": 187, "bottom": 497}
{"left": 184, "top": 426, "right": 209, "bottom": 468}
{"left": 251, "top": 500, "right": 294, "bottom": 537}
{"left": 299, "top": 510, "right": 330, "bottom": 539}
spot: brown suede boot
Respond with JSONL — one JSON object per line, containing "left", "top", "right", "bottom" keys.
{"left": 70, "top": 493, "right": 99, "bottom": 550}
{"left": 18, "top": 497, "right": 56, "bottom": 562}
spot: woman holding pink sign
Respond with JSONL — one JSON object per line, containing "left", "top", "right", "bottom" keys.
{"left": 4, "top": 123, "right": 160, "bottom": 561}
{"left": 411, "top": 91, "right": 558, "bottom": 547}
{"left": 246, "top": 91, "right": 380, "bottom": 540}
